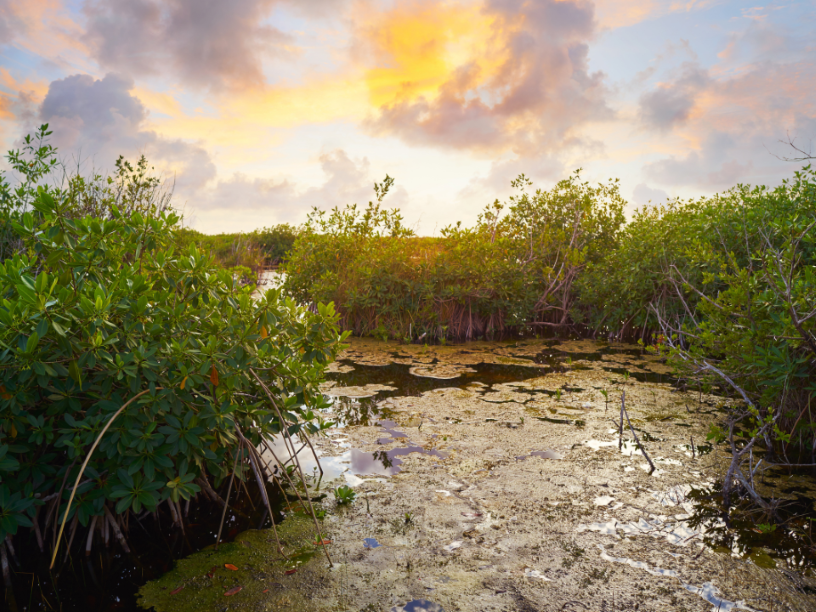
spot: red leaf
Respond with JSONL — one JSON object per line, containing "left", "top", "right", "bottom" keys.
{"left": 224, "top": 564, "right": 239, "bottom": 571}
{"left": 314, "top": 539, "right": 332, "bottom": 546}
{"left": 170, "top": 586, "right": 184, "bottom": 595}
{"left": 262, "top": 589, "right": 270, "bottom": 594}
{"left": 284, "top": 569, "right": 298, "bottom": 575}
{"left": 224, "top": 586, "right": 243, "bottom": 597}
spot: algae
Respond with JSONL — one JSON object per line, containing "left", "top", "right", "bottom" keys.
{"left": 138, "top": 514, "right": 327, "bottom": 612}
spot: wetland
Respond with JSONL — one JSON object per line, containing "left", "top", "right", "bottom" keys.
{"left": 2, "top": 138, "right": 814, "bottom": 612}
{"left": 137, "top": 338, "right": 816, "bottom": 612}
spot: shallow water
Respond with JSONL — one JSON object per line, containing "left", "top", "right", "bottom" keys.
{"left": 322, "top": 339, "right": 816, "bottom": 574}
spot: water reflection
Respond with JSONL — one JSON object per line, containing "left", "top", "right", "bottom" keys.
{"left": 326, "top": 360, "right": 551, "bottom": 397}
{"left": 598, "top": 545, "right": 756, "bottom": 612}
{"left": 349, "top": 445, "right": 448, "bottom": 477}
{"left": 686, "top": 484, "right": 816, "bottom": 572}
{"left": 391, "top": 600, "right": 445, "bottom": 612}
{"left": 323, "top": 396, "right": 392, "bottom": 427}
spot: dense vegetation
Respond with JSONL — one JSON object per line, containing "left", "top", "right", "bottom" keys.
{"left": 0, "top": 127, "right": 344, "bottom": 564}
{"left": 283, "top": 172, "right": 625, "bottom": 340}
{"left": 577, "top": 169, "right": 816, "bottom": 473}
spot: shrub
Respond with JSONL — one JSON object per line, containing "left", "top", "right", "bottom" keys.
{"left": 0, "top": 129, "right": 347, "bottom": 547}
{"left": 655, "top": 167, "right": 816, "bottom": 466}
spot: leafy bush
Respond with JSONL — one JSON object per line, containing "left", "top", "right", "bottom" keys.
{"left": 656, "top": 167, "right": 816, "bottom": 464}
{"left": 255, "top": 224, "right": 298, "bottom": 264}
{"left": 0, "top": 130, "right": 346, "bottom": 544}
{"left": 333, "top": 484, "right": 356, "bottom": 505}
{"left": 575, "top": 174, "right": 816, "bottom": 342}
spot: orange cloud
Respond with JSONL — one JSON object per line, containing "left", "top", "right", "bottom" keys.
{"left": 3, "top": 0, "right": 88, "bottom": 64}
{"left": 356, "top": 0, "right": 609, "bottom": 155}
{"left": 0, "top": 94, "right": 13, "bottom": 120}
{"left": 131, "top": 0, "right": 607, "bottom": 160}
{"left": 0, "top": 67, "right": 49, "bottom": 124}
{"left": 0, "top": 68, "right": 50, "bottom": 101}
{"left": 360, "top": 1, "right": 507, "bottom": 107}
{"left": 593, "top": 0, "right": 719, "bottom": 29}
{"left": 142, "top": 76, "right": 369, "bottom": 154}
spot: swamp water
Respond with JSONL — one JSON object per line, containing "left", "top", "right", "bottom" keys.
{"left": 13, "top": 339, "right": 816, "bottom": 611}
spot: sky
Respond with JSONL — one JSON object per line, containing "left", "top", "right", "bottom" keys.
{"left": 0, "top": 0, "right": 814, "bottom": 234}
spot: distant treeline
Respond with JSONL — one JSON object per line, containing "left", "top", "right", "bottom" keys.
{"left": 283, "top": 172, "right": 624, "bottom": 341}
{"left": 283, "top": 170, "right": 815, "bottom": 346}
{"left": 175, "top": 224, "right": 298, "bottom": 273}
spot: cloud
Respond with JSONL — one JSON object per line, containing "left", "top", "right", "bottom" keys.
{"left": 638, "top": 62, "right": 709, "bottom": 132}
{"left": 41, "top": 73, "right": 146, "bottom": 139}
{"left": 187, "top": 148, "right": 409, "bottom": 228}
{"left": 636, "top": 9, "right": 815, "bottom": 192}
{"left": 641, "top": 53, "right": 816, "bottom": 189}
{"left": 30, "top": 72, "right": 410, "bottom": 230}
{"left": 632, "top": 183, "right": 668, "bottom": 207}
{"left": 592, "top": 0, "right": 721, "bottom": 30}
{"left": 0, "top": 0, "right": 18, "bottom": 46}
{"left": 0, "top": 68, "right": 50, "bottom": 130}
{"left": 82, "top": 0, "right": 296, "bottom": 91}
{"left": 34, "top": 72, "right": 216, "bottom": 191}
{"left": 360, "top": 0, "right": 612, "bottom": 156}
{"left": 0, "top": 1, "right": 87, "bottom": 66}
{"left": 644, "top": 130, "right": 756, "bottom": 189}
{"left": 718, "top": 18, "right": 799, "bottom": 65}
{"left": 0, "top": 93, "right": 11, "bottom": 120}
{"left": 459, "top": 150, "right": 568, "bottom": 200}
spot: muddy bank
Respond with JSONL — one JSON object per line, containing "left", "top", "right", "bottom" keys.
{"left": 142, "top": 339, "right": 816, "bottom": 612}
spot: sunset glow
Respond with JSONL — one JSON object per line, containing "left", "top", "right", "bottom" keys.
{"left": 0, "top": 0, "right": 813, "bottom": 232}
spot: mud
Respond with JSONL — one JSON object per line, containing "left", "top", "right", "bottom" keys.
{"left": 141, "top": 338, "right": 816, "bottom": 612}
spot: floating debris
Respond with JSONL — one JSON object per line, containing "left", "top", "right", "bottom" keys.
{"left": 515, "top": 449, "right": 564, "bottom": 461}
{"left": 391, "top": 600, "right": 445, "bottom": 612}
{"left": 524, "top": 568, "right": 552, "bottom": 582}
{"left": 409, "top": 365, "right": 475, "bottom": 379}
{"left": 578, "top": 515, "right": 704, "bottom": 546}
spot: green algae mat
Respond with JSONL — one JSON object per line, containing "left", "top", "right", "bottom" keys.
{"left": 138, "top": 515, "right": 329, "bottom": 612}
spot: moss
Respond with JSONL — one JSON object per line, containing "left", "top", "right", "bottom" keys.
{"left": 138, "top": 514, "right": 329, "bottom": 612}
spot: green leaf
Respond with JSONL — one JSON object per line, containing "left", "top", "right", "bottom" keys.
{"left": 68, "top": 361, "right": 82, "bottom": 385}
